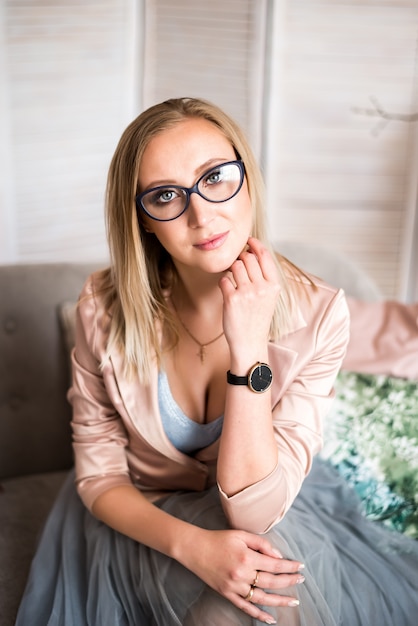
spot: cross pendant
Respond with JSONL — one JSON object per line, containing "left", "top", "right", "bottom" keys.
{"left": 198, "top": 346, "right": 206, "bottom": 363}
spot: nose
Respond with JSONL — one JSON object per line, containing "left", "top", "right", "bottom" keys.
{"left": 186, "top": 191, "right": 215, "bottom": 228}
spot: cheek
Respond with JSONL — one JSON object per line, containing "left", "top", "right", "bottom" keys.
{"left": 146, "top": 224, "right": 181, "bottom": 256}
{"left": 236, "top": 192, "right": 253, "bottom": 231}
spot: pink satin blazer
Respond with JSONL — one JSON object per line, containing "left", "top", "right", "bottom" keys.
{"left": 69, "top": 272, "right": 350, "bottom": 534}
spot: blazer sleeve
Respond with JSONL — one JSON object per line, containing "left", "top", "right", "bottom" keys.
{"left": 218, "top": 288, "right": 350, "bottom": 534}
{"left": 68, "top": 276, "right": 133, "bottom": 512}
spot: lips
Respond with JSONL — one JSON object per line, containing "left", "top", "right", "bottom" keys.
{"left": 194, "top": 231, "right": 229, "bottom": 251}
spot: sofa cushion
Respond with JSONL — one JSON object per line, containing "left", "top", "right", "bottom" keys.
{"left": 0, "top": 262, "right": 100, "bottom": 479}
{"left": 0, "top": 471, "right": 68, "bottom": 624}
{"left": 343, "top": 298, "right": 418, "bottom": 381}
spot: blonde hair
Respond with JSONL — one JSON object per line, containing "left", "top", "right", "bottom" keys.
{"left": 99, "top": 97, "right": 308, "bottom": 381}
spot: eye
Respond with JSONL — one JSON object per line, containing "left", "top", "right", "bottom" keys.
{"left": 203, "top": 167, "right": 224, "bottom": 186}
{"left": 149, "top": 188, "right": 180, "bottom": 206}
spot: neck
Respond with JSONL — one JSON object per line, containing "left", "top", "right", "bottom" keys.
{"left": 168, "top": 266, "right": 227, "bottom": 363}
{"left": 171, "top": 266, "right": 225, "bottom": 315}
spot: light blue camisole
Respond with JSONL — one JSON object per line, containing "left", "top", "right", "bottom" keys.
{"left": 158, "top": 371, "right": 223, "bottom": 455}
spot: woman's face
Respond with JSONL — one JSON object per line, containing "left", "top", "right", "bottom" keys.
{"left": 137, "top": 117, "right": 253, "bottom": 277}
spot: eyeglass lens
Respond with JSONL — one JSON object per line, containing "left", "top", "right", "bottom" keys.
{"left": 139, "top": 161, "right": 243, "bottom": 221}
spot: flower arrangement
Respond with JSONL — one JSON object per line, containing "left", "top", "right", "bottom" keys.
{"left": 321, "top": 371, "right": 418, "bottom": 538}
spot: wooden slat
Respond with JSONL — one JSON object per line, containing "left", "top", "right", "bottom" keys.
{"left": 2, "top": 0, "right": 136, "bottom": 263}
{"left": 143, "top": 0, "right": 266, "bottom": 153}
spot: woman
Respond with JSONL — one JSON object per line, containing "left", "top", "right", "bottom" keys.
{"left": 17, "top": 97, "right": 418, "bottom": 625}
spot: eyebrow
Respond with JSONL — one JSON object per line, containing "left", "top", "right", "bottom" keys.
{"left": 143, "top": 157, "right": 232, "bottom": 190}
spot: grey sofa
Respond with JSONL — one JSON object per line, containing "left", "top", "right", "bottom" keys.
{"left": 0, "top": 262, "right": 100, "bottom": 625}
{"left": 0, "top": 245, "right": 381, "bottom": 625}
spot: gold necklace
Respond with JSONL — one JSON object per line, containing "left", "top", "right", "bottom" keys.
{"left": 172, "top": 300, "right": 224, "bottom": 363}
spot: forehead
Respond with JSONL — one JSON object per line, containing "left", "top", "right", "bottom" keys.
{"left": 139, "top": 117, "right": 236, "bottom": 183}
{"left": 152, "top": 116, "right": 231, "bottom": 149}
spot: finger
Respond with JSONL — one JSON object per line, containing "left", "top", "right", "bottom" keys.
{"left": 218, "top": 273, "right": 236, "bottom": 299}
{"left": 243, "top": 532, "right": 283, "bottom": 558}
{"left": 246, "top": 236, "right": 265, "bottom": 257}
{"left": 233, "top": 589, "right": 300, "bottom": 625}
{"left": 255, "top": 570, "right": 306, "bottom": 591}
{"left": 229, "top": 258, "right": 251, "bottom": 285}
{"left": 232, "top": 591, "right": 281, "bottom": 625}
{"left": 237, "top": 248, "right": 264, "bottom": 282}
{"left": 248, "top": 585, "right": 301, "bottom": 609}
{"left": 246, "top": 238, "right": 279, "bottom": 281}
{"left": 244, "top": 534, "right": 304, "bottom": 572}
{"left": 256, "top": 555, "right": 305, "bottom": 576}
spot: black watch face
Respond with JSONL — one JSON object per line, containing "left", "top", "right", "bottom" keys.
{"left": 249, "top": 363, "right": 273, "bottom": 393}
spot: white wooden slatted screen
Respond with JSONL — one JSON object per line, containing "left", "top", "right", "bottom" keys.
{"left": 1, "top": 0, "right": 416, "bottom": 302}
{"left": 0, "top": 0, "right": 138, "bottom": 263}
{"left": 263, "top": 0, "right": 418, "bottom": 299}
{"left": 142, "top": 0, "right": 267, "bottom": 159}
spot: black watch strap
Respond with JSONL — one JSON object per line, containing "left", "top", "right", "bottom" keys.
{"left": 226, "top": 371, "right": 248, "bottom": 385}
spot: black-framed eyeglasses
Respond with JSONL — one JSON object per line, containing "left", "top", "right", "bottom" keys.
{"left": 136, "top": 160, "right": 245, "bottom": 222}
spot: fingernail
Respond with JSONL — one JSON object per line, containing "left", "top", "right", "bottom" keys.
{"left": 297, "top": 575, "right": 305, "bottom": 584}
{"left": 265, "top": 619, "right": 276, "bottom": 625}
{"left": 298, "top": 563, "right": 305, "bottom": 569}
{"left": 288, "top": 599, "right": 300, "bottom": 607}
{"left": 272, "top": 549, "right": 283, "bottom": 558}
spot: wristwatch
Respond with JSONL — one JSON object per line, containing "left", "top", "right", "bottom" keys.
{"left": 227, "top": 362, "right": 273, "bottom": 393}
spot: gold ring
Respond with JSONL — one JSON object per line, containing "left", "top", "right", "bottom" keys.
{"left": 252, "top": 571, "right": 259, "bottom": 587}
{"left": 244, "top": 585, "right": 255, "bottom": 602}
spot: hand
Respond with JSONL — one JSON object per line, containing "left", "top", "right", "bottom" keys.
{"left": 219, "top": 237, "right": 281, "bottom": 368}
{"left": 182, "top": 527, "right": 304, "bottom": 624}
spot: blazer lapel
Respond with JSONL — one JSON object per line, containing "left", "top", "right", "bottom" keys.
{"left": 109, "top": 346, "right": 208, "bottom": 467}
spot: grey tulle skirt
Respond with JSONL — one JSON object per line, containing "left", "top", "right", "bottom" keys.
{"left": 16, "top": 459, "right": 418, "bottom": 626}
